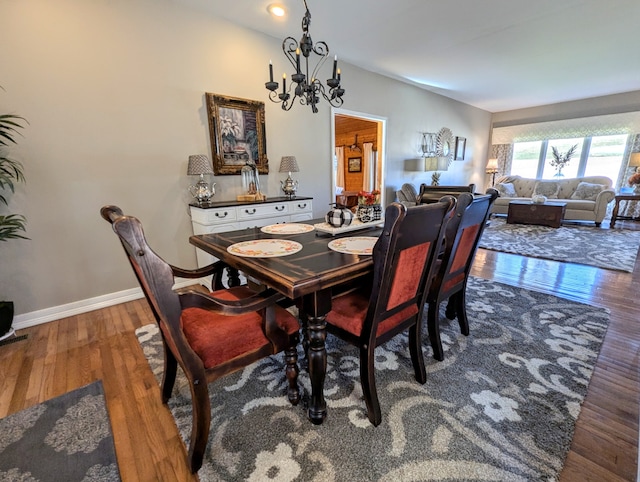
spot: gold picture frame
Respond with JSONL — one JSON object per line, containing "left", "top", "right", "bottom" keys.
{"left": 205, "top": 93, "right": 269, "bottom": 175}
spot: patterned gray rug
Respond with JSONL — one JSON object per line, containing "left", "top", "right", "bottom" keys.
{"left": 0, "top": 381, "right": 120, "bottom": 481}
{"left": 479, "top": 217, "right": 640, "bottom": 272}
{"left": 136, "top": 277, "right": 610, "bottom": 481}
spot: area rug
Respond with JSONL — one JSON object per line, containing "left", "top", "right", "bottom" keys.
{"left": 135, "top": 277, "right": 610, "bottom": 481}
{"left": 0, "top": 381, "right": 121, "bottom": 481}
{"left": 479, "top": 217, "right": 640, "bottom": 272}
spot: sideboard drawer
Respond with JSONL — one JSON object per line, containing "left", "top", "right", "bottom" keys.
{"left": 291, "top": 199, "right": 313, "bottom": 214}
{"left": 190, "top": 206, "right": 237, "bottom": 225}
{"left": 237, "top": 203, "right": 290, "bottom": 221}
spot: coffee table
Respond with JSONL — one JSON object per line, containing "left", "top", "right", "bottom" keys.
{"left": 507, "top": 200, "right": 567, "bottom": 228}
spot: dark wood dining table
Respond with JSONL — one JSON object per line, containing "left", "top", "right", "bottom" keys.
{"left": 189, "top": 219, "right": 383, "bottom": 424}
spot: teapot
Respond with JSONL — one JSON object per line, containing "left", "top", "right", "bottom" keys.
{"left": 325, "top": 203, "right": 354, "bottom": 227}
{"left": 189, "top": 177, "right": 216, "bottom": 204}
{"left": 280, "top": 176, "right": 299, "bottom": 198}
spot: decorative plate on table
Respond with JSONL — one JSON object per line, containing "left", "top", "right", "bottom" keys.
{"left": 227, "top": 239, "right": 303, "bottom": 258}
{"left": 327, "top": 236, "right": 378, "bottom": 255}
{"left": 260, "top": 223, "right": 315, "bottom": 235}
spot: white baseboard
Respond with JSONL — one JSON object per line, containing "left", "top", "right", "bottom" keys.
{"left": 12, "top": 278, "right": 204, "bottom": 331}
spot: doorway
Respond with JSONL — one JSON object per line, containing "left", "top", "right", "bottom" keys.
{"left": 331, "top": 108, "right": 387, "bottom": 207}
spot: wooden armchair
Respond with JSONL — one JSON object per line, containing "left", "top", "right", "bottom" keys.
{"left": 324, "top": 199, "right": 455, "bottom": 426}
{"left": 100, "top": 206, "right": 300, "bottom": 473}
{"left": 425, "top": 190, "right": 498, "bottom": 360}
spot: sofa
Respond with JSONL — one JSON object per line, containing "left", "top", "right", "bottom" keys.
{"left": 396, "top": 183, "right": 476, "bottom": 206}
{"left": 490, "top": 175, "right": 615, "bottom": 226}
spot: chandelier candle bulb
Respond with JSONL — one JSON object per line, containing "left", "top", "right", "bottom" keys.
{"left": 282, "top": 73, "right": 286, "bottom": 94}
{"left": 332, "top": 55, "right": 337, "bottom": 79}
{"left": 269, "top": 60, "right": 273, "bottom": 82}
{"left": 296, "top": 48, "right": 301, "bottom": 74}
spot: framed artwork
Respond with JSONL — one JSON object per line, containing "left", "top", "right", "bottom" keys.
{"left": 454, "top": 136, "right": 466, "bottom": 161}
{"left": 205, "top": 93, "right": 268, "bottom": 175}
{"left": 348, "top": 157, "right": 362, "bottom": 173}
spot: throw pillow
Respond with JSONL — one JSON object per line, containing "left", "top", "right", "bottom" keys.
{"left": 570, "top": 181, "right": 605, "bottom": 201}
{"left": 495, "top": 182, "right": 517, "bottom": 197}
{"left": 533, "top": 181, "right": 560, "bottom": 199}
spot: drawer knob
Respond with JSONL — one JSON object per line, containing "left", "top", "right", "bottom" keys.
{"left": 214, "top": 211, "right": 228, "bottom": 218}
{"left": 275, "top": 205, "right": 285, "bottom": 211}
{"left": 245, "top": 208, "right": 257, "bottom": 215}
{"left": 298, "top": 203, "right": 307, "bottom": 209}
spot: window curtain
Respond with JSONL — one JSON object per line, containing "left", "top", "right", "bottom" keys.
{"left": 490, "top": 144, "right": 513, "bottom": 182}
{"left": 620, "top": 133, "right": 640, "bottom": 218}
{"left": 335, "top": 146, "right": 345, "bottom": 190}
{"left": 362, "top": 142, "right": 374, "bottom": 191}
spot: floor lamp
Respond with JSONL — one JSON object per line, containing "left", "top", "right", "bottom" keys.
{"left": 486, "top": 158, "right": 498, "bottom": 186}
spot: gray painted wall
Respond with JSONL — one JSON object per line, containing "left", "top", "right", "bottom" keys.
{"left": 0, "top": 0, "right": 493, "bottom": 316}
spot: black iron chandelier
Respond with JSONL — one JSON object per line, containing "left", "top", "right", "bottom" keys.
{"left": 265, "top": 0, "right": 345, "bottom": 113}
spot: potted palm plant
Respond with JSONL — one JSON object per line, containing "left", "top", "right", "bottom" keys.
{"left": 0, "top": 90, "right": 28, "bottom": 338}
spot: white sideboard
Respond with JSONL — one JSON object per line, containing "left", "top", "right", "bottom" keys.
{"left": 189, "top": 196, "right": 313, "bottom": 267}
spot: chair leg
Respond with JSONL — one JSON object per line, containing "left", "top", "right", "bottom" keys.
{"left": 427, "top": 301, "right": 444, "bottom": 361}
{"left": 444, "top": 297, "right": 457, "bottom": 320}
{"left": 408, "top": 323, "right": 426, "bottom": 384}
{"left": 453, "top": 290, "right": 470, "bottom": 336}
{"left": 284, "top": 343, "right": 300, "bottom": 405}
{"left": 360, "top": 344, "right": 381, "bottom": 426}
{"left": 187, "top": 380, "right": 211, "bottom": 473}
{"left": 161, "top": 339, "right": 178, "bottom": 403}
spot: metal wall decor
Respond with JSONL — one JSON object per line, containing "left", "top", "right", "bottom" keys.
{"left": 205, "top": 93, "right": 268, "bottom": 175}
{"left": 265, "top": 0, "right": 345, "bottom": 113}
{"left": 436, "top": 127, "right": 455, "bottom": 167}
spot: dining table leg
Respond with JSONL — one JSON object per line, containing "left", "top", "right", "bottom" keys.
{"left": 302, "top": 288, "right": 331, "bottom": 425}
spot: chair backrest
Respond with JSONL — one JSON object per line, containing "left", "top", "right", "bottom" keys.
{"left": 432, "top": 190, "right": 498, "bottom": 298}
{"left": 362, "top": 198, "right": 455, "bottom": 343}
{"left": 101, "top": 206, "right": 195, "bottom": 368}
{"left": 417, "top": 183, "right": 476, "bottom": 204}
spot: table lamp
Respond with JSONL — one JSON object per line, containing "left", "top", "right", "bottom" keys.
{"left": 629, "top": 152, "right": 640, "bottom": 173}
{"left": 279, "top": 156, "right": 300, "bottom": 198}
{"left": 187, "top": 154, "right": 215, "bottom": 204}
{"left": 486, "top": 158, "right": 499, "bottom": 186}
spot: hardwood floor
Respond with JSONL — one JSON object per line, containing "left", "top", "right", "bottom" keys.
{"left": 0, "top": 220, "right": 638, "bottom": 481}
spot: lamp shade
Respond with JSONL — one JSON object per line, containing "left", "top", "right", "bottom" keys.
{"left": 629, "top": 152, "right": 640, "bottom": 167}
{"left": 486, "top": 158, "right": 498, "bottom": 173}
{"left": 424, "top": 157, "right": 448, "bottom": 171}
{"left": 187, "top": 155, "right": 213, "bottom": 176}
{"left": 423, "top": 157, "right": 438, "bottom": 171}
{"left": 279, "top": 156, "right": 299, "bottom": 173}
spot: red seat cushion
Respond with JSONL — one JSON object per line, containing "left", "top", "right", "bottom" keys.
{"left": 327, "top": 289, "right": 418, "bottom": 338}
{"left": 180, "top": 287, "right": 299, "bottom": 369}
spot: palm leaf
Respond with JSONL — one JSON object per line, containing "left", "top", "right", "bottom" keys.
{"left": 0, "top": 214, "right": 28, "bottom": 241}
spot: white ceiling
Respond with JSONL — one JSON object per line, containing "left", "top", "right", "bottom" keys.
{"left": 177, "top": 0, "right": 640, "bottom": 113}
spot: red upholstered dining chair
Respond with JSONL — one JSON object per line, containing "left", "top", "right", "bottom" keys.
{"left": 100, "top": 206, "right": 300, "bottom": 473}
{"left": 426, "top": 190, "right": 498, "bottom": 361}
{"left": 324, "top": 199, "right": 455, "bottom": 426}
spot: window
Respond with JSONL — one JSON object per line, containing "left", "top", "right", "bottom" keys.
{"left": 543, "top": 138, "right": 582, "bottom": 179}
{"left": 584, "top": 135, "right": 626, "bottom": 182}
{"left": 511, "top": 134, "right": 628, "bottom": 182}
{"left": 511, "top": 141, "right": 542, "bottom": 179}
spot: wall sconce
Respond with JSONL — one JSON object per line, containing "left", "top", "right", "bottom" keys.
{"left": 486, "top": 158, "right": 499, "bottom": 186}
{"left": 279, "top": 156, "right": 300, "bottom": 198}
{"left": 420, "top": 132, "right": 437, "bottom": 157}
{"left": 629, "top": 152, "right": 640, "bottom": 172}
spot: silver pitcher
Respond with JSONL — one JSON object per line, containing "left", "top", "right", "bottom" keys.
{"left": 189, "top": 177, "right": 216, "bottom": 204}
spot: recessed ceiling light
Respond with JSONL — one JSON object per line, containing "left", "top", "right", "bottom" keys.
{"left": 267, "top": 4, "right": 286, "bottom": 17}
